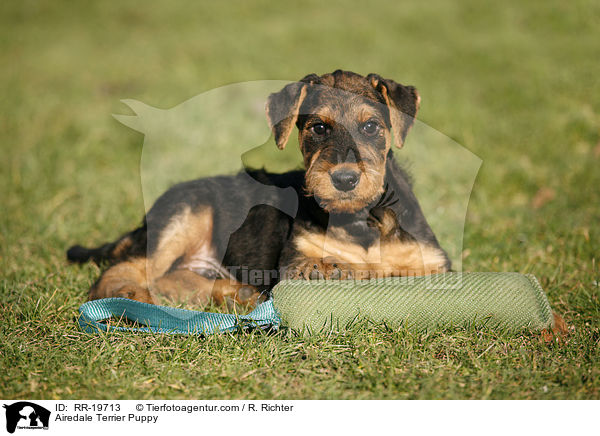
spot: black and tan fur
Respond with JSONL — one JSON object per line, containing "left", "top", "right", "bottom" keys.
{"left": 67, "top": 70, "right": 451, "bottom": 308}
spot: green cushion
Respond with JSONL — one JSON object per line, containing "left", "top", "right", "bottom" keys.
{"left": 272, "top": 272, "right": 554, "bottom": 333}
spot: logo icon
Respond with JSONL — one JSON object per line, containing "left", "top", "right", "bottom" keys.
{"left": 3, "top": 402, "right": 50, "bottom": 434}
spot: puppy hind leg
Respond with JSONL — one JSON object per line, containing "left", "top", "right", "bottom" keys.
{"left": 85, "top": 207, "right": 204, "bottom": 303}
{"left": 88, "top": 258, "right": 154, "bottom": 304}
{"left": 89, "top": 260, "right": 265, "bottom": 309}
{"left": 210, "top": 279, "right": 266, "bottom": 309}
{"left": 152, "top": 269, "right": 215, "bottom": 306}
{"left": 153, "top": 270, "right": 265, "bottom": 309}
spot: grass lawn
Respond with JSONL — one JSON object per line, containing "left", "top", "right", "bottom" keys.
{"left": 1, "top": 0, "right": 598, "bottom": 399}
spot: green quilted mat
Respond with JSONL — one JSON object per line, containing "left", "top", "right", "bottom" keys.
{"left": 272, "top": 272, "right": 554, "bottom": 333}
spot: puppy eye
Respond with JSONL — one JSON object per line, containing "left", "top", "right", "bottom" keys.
{"left": 361, "top": 120, "right": 380, "bottom": 136}
{"left": 311, "top": 123, "right": 328, "bottom": 135}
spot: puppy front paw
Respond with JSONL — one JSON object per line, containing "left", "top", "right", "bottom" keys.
{"left": 282, "top": 257, "right": 352, "bottom": 280}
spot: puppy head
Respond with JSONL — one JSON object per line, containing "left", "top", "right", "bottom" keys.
{"left": 266, "top": 70, "right": 420, "bottom": 213}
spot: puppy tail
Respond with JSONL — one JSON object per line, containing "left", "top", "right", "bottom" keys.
{"left": 66, "top": 244, "right": 97, "bottom": 263}
{"left": 67, "top": 224, "right": 147, "bottom": 265}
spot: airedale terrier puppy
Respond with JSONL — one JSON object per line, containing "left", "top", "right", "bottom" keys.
{"left": 67, "top": 70, "right": 450, "bottom": 308}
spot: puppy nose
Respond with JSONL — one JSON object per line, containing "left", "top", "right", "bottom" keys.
{"left": 330, "top": 169, "right": 360, "bottom": 192}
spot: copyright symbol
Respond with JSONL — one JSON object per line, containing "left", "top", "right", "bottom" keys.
{"left": 136, "top": 404, "right": 143, "bottom": 411}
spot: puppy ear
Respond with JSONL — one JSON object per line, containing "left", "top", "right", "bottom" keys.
{"left": 367, "top": 74, "right": 420, "bottom": 148}
{"left": 265, "top": 82, "right": 308, "bottom": 150}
